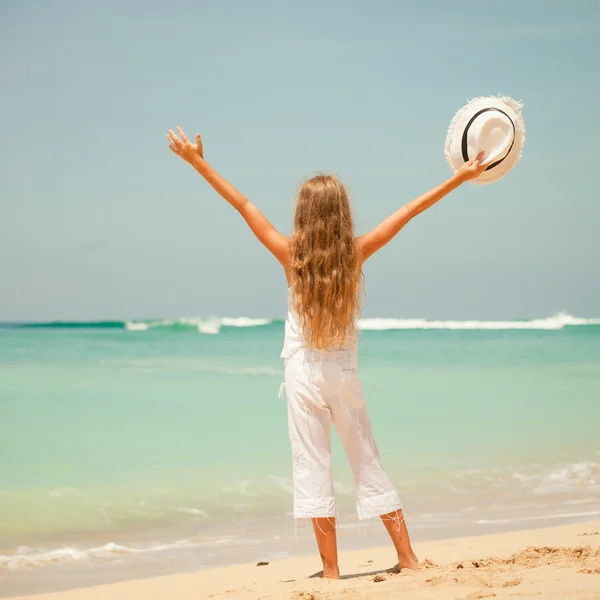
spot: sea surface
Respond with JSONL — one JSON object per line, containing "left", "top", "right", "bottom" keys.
{"left": 1, "top": 311, "right": 599, "bottom": 596}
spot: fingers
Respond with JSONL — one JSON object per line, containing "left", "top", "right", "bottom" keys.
{"left": 466, "top": 151, "right": 486, "bottom": 177}
{"left": 167, "top": 130, "right": 180, "bottom": 146}
{"left": 167, "top": 131, "right": 182, "bottom": 156}
{"left": 476, "top": 152, "right": 486, "bottom": 171}
{"left": 472, "top": 151, "right": 485, "bottom": 167}
{"left": 176, "top": 126, "right": 189, "bottom": 143}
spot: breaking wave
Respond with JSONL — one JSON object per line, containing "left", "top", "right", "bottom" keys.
{"left": 0, "top": 540, "right": 198, "bottom": 571}
{"left": 3, "top": 312, "right": 599, "bottom": 333}
{"left": 124, "top": 317, "right": 273, "bottom": 334}
{"left": 3, "top": 317, "right": 276, "bottom": 334}
{"left": 358, "top": 312, "right": 600, "bottom": 331}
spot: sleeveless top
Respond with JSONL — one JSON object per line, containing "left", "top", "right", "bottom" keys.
{"left": 280, "top": 288, "right": 357, "bottom": 360}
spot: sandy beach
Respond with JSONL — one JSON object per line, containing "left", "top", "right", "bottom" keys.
{"left": 9, "top": 520, "right": 600, "bottom": 600}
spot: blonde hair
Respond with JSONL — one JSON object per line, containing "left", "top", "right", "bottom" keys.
{"left": 290, "top": 174, "right": 363, "bottom": 350}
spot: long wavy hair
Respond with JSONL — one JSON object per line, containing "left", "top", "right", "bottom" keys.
{"left": 289, "top": 174, "right": 363, "bottom": 350}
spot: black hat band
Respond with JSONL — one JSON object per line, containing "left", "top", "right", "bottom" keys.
{"left": 461, "top": 107, "right": 516, "bottom": 171}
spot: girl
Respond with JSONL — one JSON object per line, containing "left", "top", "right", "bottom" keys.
{"left": 166, "top": 126, "right": 487, "bottom": 578}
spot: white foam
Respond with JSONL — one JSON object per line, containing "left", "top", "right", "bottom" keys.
{"left": 177, "top": 507, "right": 209, "bottom": 518}
{"left": 123, "top": 312, "right": 599, "bottom": 333}
{"left": 124, "top": 317, "right": 272, "bottom": 334}
{"left": 531, "top": 461, "right": 600, "bottom": 495}
{"left": 125, "top": 321, "right": 149, "bottom": 331}
{"left": 358, "top": 312, "right": 600, "bottom": 331}
{"left": 194, "top": 318, "right": 221, "bottom": 335}
{"left": 124, "top": 319, "right": 163, "bottom": 331}
{"left": 559, "top": 498, "right": 598, "bottom": 506}
{"left": 488, "top": 462, "right": 600, "bottom": 495}
{"left": 0, "top": 540, "right": 197, "bottom": 570}
{"left": 221, "top": 317, "right": 272, "bottom": 328}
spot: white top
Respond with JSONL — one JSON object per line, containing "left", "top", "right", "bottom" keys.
{"left": 280, "top": 288, "right": 357, "bottom": 360}
{"left": 280, "top": 288, "right": 305, "bottom": 360}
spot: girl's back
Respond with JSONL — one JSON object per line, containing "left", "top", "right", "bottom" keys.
{"left": 287, "top": 174, "right": 361, "bottom": 353}
{"left": 283, "top": 174, "right": 361, "bottom": 360}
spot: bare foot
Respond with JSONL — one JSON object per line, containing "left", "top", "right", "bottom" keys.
{"left": 310, "top": 568, "right": 340, "bottom": 579}
{"left": 388, "top": 556, "right": 420, "bottom": 573}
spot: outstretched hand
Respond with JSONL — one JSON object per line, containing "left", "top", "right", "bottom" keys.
{"left": 457, "top": 152, "right": 488, "bottom": 183}
{"left": 167, "top": 127, "right": 204, "bottom": 164}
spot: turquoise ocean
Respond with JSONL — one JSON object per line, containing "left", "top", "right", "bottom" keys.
{"left": 1, "top": 310, "right": 599, "bottom": 596}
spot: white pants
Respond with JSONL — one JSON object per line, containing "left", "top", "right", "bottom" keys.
{"left": 282, "top": 348, "right": 402, "bottom": 520}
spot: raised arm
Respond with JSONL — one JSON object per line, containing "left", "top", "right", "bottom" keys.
{"left": 356, "top": 154, "right": 488, "bottom": 262}
{"left": 167, "top": 127, "right": 289, "bottom": 268}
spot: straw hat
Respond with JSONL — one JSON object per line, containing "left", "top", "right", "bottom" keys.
{"left": 445, "top": 96, "right": 525, "bottom": 185}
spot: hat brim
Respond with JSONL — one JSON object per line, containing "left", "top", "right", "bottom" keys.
{"left": 445, "top": 96, "right": 525, "bottom": 185}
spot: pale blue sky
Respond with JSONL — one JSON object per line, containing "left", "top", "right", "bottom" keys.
{"left": 1, "top": 0, "right": 599, "bottom": 321}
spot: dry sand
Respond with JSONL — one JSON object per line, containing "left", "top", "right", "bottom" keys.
{"left": 11, "top": 521, "right": 600, "bottom": 600}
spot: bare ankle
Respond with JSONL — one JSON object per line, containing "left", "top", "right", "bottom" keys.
{"left": 397, "top": 552, "right": 420, "bottom": 570}
{"left": 322, "top": 565, "right": 340, "bottom": 579}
